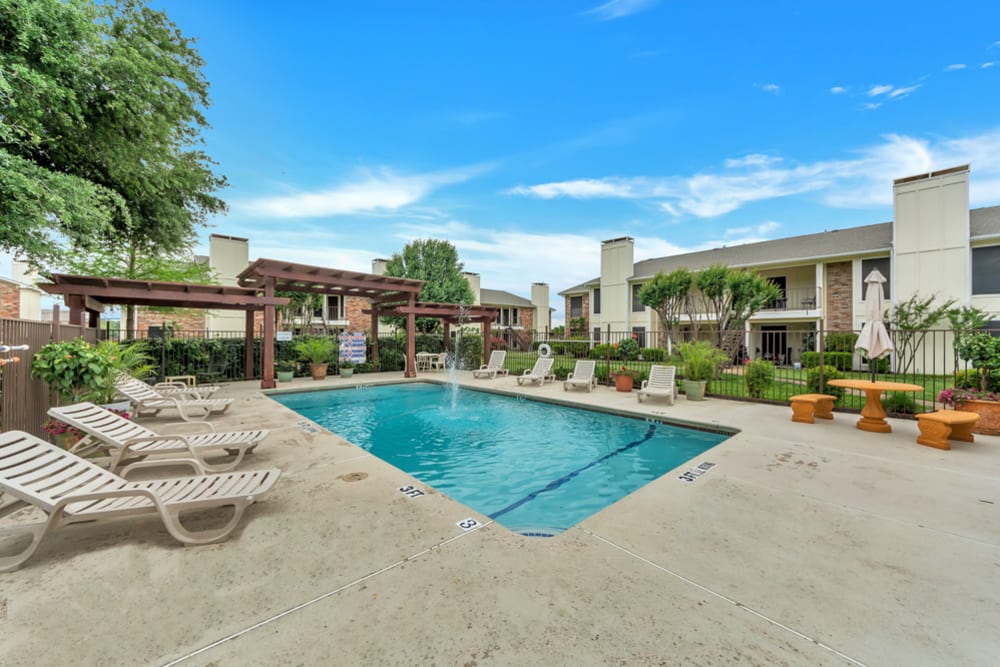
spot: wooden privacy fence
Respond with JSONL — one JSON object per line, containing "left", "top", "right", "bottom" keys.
{"left": 0, "top": 314, "right": 98, "bottom": 438}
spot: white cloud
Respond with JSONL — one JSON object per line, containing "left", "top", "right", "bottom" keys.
{"left": 864, "top": 102, "right": 882, "bottom": 110}
{"left": 944, "top": 63, "right": 967, "bottom": 71}
{"left": 240, "top": 164, "right": 490, "bottom": 218}
{"left": 830, "top": 86, "right": 847, "bottom": 94}
{"left": 582, "top": 0, "right": 657, "bottom": 21}
{"left": 756, "top": 83, "right": 781, "bottom": 94}
{"left": 889, "top": 84, "right": 920, "bottom": 98}
{"left": 509, "top": 126, "right": 1000, "bottom": 217}
{"left": 983, "top": 61, "right": 997, "bottom": 69}
{"left": 868, "top": 84, "right": 894, "bottom": 96}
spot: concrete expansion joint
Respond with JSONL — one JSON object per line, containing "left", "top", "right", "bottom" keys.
{"left": 581, "top": 527, "right": 869, "bottom": 667}
{"left": 163, "top": 520, "right": 493, "bottom": 665}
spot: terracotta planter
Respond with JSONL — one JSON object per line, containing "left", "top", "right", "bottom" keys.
{"left": 309, "top": 363, "right": 329, "bottom": 381}
{"left": 954, "top": 399, "right": 1000, "bottom": 435}
{"left": 614, "top": 374, "right": 634, "bottom": 392}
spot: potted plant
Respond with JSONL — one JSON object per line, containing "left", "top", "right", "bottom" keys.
{"left": 338, "top": 358, "right": 355, "bottom": 379}
{"left": 612, "top": 365, "right": 641, "bottom": 392}
{"left": 678, "top": 341, "right": 727, "bottom": 401}
{"left": 294, "top": 338, "right": 335, "bottom": 381}
{"left": 275, "top": 359, "right": 295, "bottom": 383}
{"left": 942, "top": 331, "right": 1000, "bottom": 434}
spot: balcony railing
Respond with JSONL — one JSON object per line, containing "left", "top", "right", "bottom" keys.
{"left": 761, "top": 287, "right": 820, "bottom": 311}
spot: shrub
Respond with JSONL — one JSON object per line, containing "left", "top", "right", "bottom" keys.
{"left": 825, "top": 332, "right": 858, "bottom": 352}
{"left": 554, "top": 337, "right": 589, "bottom": 357}
{"left": 456, "top": 334, "right": 482, "bottom": 370}
{"left": 801, "top": 351, "right": 820, "bottom": 368}
{"left": 678, "top": 341, "right": 727, "bottom": 382}
{"left": 551, "top": 362, "right": 576, "bottom": 380}
{"left": 641, "top": 347, "right": 667, "bottom": 362}
{"left": 415, "top": 333, "right": 444, "bottom": 353}
{"left": 616, "top": 336, "right": 640, "bottom": 360}
{"left": 589, "top": 343, "right": 616, "bottom": 359}
{"left": 744, "top": 359, "right": 775, "bottom": 399}
{"left": 824, "top": 351, "right": 854, "bottom": 372}
{"left": 883, "top": 392, "right": 918, "bottom": 414}
{"left": 32, "top": 338, "right": 153, "bottom": 404}
{"left": 953, "top": 368, "right": 1000, "bottom": 392}
{"left": 806, "top": 365, "right": 844, "bottom": 400}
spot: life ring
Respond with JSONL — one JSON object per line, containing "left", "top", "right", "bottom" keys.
{"left": 537, "top": 343, "right": 552, "bottom": 358}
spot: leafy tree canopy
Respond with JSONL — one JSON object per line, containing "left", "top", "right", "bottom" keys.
{"left": 0, "top": 0, "right": 226, "bottom": 267}
{"left": 383, "top": 239, "right": 474, "bottom": 332}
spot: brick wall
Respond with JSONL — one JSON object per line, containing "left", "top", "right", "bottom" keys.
{"left": 345, "top": 296, "right": 372, "bottom": 332}
{"left": 0, "top": 282, "right": 20, "bottom": 318}
{"left": 825, "top": 261, "right": 853, "bottom": 330}
{"left": 135, "top": 308, "right": 207, "bottom": 334}
{"left": 519, "top": 308, "right": 534, "bottom": 333}
{"left": 563, "top": 293, "right": 590, "bottom": 334}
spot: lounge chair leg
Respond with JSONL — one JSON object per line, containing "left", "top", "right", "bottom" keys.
{"left": 161, "top": 501, "right": 251, "bottom": 545}
{"left": 0, "top": 512, "right": 65, "bottom": 572}
{"left": 199, "top": 448, "right": 249, "bottom": 474}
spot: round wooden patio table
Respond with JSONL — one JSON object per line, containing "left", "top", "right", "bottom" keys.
{"left": 827, "top": 379, "right": 925, "bottom": 433}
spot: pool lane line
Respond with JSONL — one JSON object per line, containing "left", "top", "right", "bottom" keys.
{"left": 160, "top": 520, "right": 495, "bottom": 666}
{"left": 488, "top": 424, "right": 657, "bottom": 522}
{"left": 582, "top": 528, "right": 868, "bottom": 667}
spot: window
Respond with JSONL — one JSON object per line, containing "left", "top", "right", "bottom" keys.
{"left": 631, "top": 284, "right": 644, "bottom": 312}
{"left": 861, "top": 257, "right": 891, "bottom": 301}
{"left": 569, "top": 296, "right": 583, "bottom": 318}
{"left": 593, "top": 327, "right": 601, "bottom": 344}
{"left": 499, "top": 307, "right": 520, "bottom": 326}
{"left": 593, "top": 288, "right": 601, "bottom": 314}
{"left": 327, "top": 295, "right": 344, "bottom": 320}
{"left": 631, "top": 327, "right": 646, "bottom": 348}
{"left": 972, "top": 246, "right": 1000, "bottom": 295}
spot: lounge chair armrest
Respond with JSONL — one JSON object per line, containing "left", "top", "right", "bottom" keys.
{"left": 52, "top": 487, "right": 162, "bottom": 513}
{"left": 157, "top": 420, "right": 216, "bottom": 434}
{"left": 640, "top": 380, "right": 649, "bottom": 390}
{"left": 566, "top": 372, "right": 576, "bottom": 380}
{"left": 118, "top": 457, "right": 206, "bottom": 478}
{"left": 153, "top": 381, "right": 188, "bottom": 390}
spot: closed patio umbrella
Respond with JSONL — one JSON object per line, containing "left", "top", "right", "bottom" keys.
{"left": 855, "top": 269, "right": 894, "bottom": 381}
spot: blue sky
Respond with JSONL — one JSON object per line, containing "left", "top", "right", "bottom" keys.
{"left": 11, "top": 1, "right": 1000, "bottom": 324}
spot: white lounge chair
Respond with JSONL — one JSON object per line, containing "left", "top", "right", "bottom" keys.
{"left": 116, "top": 373, "right": 220, "bottom": 400}
{"left": 115, "top": 375, "right": 233, "bottom": 421}
{"left": 0, "top": 430, "right": 280, "bottom": 572}
{"left": 563, "top": 359, "right": 597, "bottom": 392}
{"left": 516, "top": 357, "right": 555, "bottom": 386}
{"left": 49, "top": 402, "right": 268, "bottom": 474}
{"left": 637, "top": 364, "right": 677, "bottom": 405}
{"left": 473, "top": 350, "right": 509, "bottom": 379}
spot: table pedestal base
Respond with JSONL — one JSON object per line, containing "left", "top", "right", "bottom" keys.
{"left": 856, "top": 417, "right": 892, "bottom": 433}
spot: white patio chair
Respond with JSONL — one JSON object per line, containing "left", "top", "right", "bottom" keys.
{"left": 516, "top": 357, "right": 555, "bottom": 386}
{"left": 49, "top": 402, "right": 268, "bottom": 474}
{"left": 563, "top": 359, "right": 597, "bottom": 392}
{"left": 637, "top": 364, "right": 677, "bottom": 405}
{"left": 0, "top": 430, "right": 280, "bottom": 572}
{"left": 473, "top": 350, "right": 508, "bottom": 379}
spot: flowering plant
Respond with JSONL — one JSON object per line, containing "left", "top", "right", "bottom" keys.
{"left": 938, "top": 387, "right": 1000, "bottom": 408}
{"left": 612, "top": 364, "right": 642, "bottom": 380}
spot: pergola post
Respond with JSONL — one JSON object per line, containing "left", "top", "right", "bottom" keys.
{"left": 262, "top": 277, "right": 276, "bottom": 389}
{"left": 442, "top": 321, "right": 450, "bottom": 352}
{"left": 371, "top": 305, "right": 380, "bottom": 363}
{"left": 67, "top": 295, "right": 85, "bottom": 326}
{"left": 405, "top": 293, "right": 416, "bottom": 378}
{"left": 245, "top": 310, "right": 255, "bottom": 380}
{"left": 481, "top": 320, "right": 490, "bottom": 367}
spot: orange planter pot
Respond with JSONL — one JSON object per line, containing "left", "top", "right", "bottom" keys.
{"left": 615, "top": 375, "right": 634, "bottom": 392}
{"left": 955, "top": 399, "right": 1000, "bottom": 436}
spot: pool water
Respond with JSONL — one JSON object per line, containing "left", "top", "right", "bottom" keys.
{"left": 273, "top": 383, "right": 729, "bottom": 535}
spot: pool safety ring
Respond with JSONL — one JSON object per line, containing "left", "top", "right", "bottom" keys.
{"left": 537, "top": 343, "right": 552, "bottom": 358}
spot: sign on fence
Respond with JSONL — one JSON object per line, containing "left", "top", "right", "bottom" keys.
{"left": 276, "top": 331, "right": 292, "bottom": 342}
{"left": 338, "top": 332, "right": 366, "bottom": 364}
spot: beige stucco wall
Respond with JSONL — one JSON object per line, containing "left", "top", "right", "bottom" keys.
{"left": 206, "top": 234, "right": 250, "bottom": 333}
{"left": 599, "top": 238, "right": 634, "bottom": 331}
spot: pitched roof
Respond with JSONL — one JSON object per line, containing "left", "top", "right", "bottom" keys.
{"left": 480, "top": 288, "right": 533, "bottom": 307}
{"left": 558, "top": 278, "right": 599, "bottom": 296}
{"left": 971, "top": 206, "right": 1000, "bottom": 238}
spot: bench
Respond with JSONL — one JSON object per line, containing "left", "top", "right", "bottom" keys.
{"left": 915, "top": 410, "right": 979, "bottom": 450}
{"left": 789, "top": 393, "right": 836, "bottom": 424}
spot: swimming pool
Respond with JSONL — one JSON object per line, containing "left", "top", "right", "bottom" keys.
{"left": 273, "top": 383, "right": 729, "bottom": 535}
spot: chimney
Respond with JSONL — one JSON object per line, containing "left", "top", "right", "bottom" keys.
{"left": 463, "top": 272, "right": 481, "bottom": 305}
{"left": 531, "top": 282, "right": 550, "bottom": 332}
{"left": 892, "top": 165, "right": 969, "bottom": 306}
{"left": 209, "top": 234, "right": 249, "bottom": 286}
{"left": 11, "top": 260, "right": 37, "bottom": 285}
{"left": 371, "top": 258, "right": 388, "bottom": 275}
{"left": 600, "top": 237, "right": 634, "bottom": 330}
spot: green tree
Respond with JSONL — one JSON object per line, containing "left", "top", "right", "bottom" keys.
{"left": 946, "top": 305, "right": 993, "bottom": 375}
{"left": 383, "top": 239, "right": 474, "bottom": 333}
{"left": 691, "top": 266, "right": 781, "bottom": 358}
{"left": 638, "top": 268, "right": 692, "bottom": 352}
{"left": 886, "top": 294, "right": 957, "bottom": 375}
{"left": 0, "top": 0, "right": 225, "bottom": 267}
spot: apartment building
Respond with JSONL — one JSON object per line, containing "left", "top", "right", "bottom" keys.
{"left": 560, "top": 166, "right": 1000, "bottom": 364}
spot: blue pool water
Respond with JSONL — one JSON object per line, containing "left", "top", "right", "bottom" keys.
{"left": 273, "top": 383, "right": 729, "bottom": 535}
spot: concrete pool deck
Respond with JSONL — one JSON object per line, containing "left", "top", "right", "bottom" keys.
{"left": 2, "top": 371, "right": 998, "bottom": 665}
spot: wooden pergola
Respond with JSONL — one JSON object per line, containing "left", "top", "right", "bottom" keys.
{"left": 39, "top": 274, "right": 290, "bottom": 380}
{"left": 236, "top": 259, "right": 429, "bottom": 386}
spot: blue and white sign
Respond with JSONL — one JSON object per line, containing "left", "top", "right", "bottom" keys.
{"left": 338, "top": 331, "right": 367, "bottom": 364}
